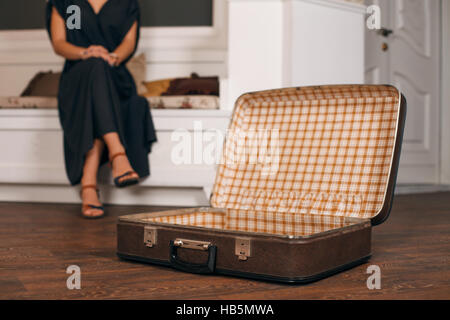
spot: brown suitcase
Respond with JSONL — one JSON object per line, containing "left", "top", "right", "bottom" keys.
{"left": 117, "top": 85, "right": 406, "bottom": 283}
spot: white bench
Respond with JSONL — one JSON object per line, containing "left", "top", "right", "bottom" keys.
{"left": 0, "top": 107, "right": 230, "bottom": 206}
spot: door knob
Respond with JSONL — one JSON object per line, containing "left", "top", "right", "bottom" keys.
{"left": 382, "top": 43, "right": 389, "bottom": 51}
{"left": 377, "top": 28, "right": 394, "bottom": 37}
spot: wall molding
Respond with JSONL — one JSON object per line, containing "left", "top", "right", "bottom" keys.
{"left": 0, "top": 109, "right": 231, "bottom": 131}
{"left": 297, "top": 0, "right": 366, "bottom": 13}
{"left": 395, "top": 184, "right": 450, "bottom": 195}
{"left": 0, "top": 184, "right": 210, "bottom": 207}
{"left": 228, "top": 0, "right": 366, "bottom": 13}
{"left": 0, "top": 48, "right": 227, "bottom": 66}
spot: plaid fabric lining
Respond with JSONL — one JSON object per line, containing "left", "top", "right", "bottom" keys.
{"left": 148, "top": 212, "right": 225, "bottom": 230}
{"left": 211, "top": 85, "right": 400, "bottom": 219}
{"left": 146, "top": 209, "right": 351, "bottom": 237}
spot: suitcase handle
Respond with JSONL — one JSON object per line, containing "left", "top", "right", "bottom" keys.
{"left": 169, "top": 240, "right": 217, "bottom": 274}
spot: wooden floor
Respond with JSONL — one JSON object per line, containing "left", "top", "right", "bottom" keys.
{"left": 0, "top": 192, "right": 449, "bottom": 300}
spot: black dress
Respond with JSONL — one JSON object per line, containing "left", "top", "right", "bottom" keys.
{"left": 46, "top": 0, "right": 157, "bottom": 185}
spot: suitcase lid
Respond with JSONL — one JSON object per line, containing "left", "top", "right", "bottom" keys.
{"left": 210, "top": 85, "right": 406, "bottom": 225}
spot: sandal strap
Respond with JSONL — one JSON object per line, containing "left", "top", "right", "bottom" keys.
{"left": 82, "top": 204, "right": 105, "bottom": 218}
{"left": 80, "top": 184, "right": 100, "bottom": 197}
{"left": 114, "top": 171, "right": 137, "bottom": 181}
{"left": 81, "top": 184, "right": 98, "bottom": 191}
{"left": 84, "top": 204, "right": 104, "bottom": 211}
{"left": 110, "top": 152, "right": 126, "bottom": 165}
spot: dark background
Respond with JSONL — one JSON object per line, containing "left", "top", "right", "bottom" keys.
{"left": 0, "top": 0, "right": 213, "bottom": 30}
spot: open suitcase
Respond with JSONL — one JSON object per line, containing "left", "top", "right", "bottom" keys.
{"left": 117, "top": 85, "right": 406, "bottom": 283}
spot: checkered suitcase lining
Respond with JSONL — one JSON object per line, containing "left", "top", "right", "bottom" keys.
{"left": 147, "top": 210, "right": 351, "bottom": 237}
{"left": 211, "top": 85, "right": 401, "bottom": 220}
{"left": 147, "top": 85, "right": 401, "bottom": 236}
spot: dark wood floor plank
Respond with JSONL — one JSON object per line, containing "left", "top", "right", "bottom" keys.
{"left": 0, "top": 192, "right": 449, "bottom": 299}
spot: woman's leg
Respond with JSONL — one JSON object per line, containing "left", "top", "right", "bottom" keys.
{"left": 103, "top": 132, "right": 139, "bottom": 183}
{"left": 81, "top": 139, "right": 104, "bottom": 217}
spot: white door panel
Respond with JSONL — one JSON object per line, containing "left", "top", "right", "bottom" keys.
{"left": 365, "top": 0, "right": 441, "bottom": 184}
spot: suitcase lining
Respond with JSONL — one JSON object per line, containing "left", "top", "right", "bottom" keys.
{"left": 143, "top": 209, "right": 358, "bottom": 237}
{"left": 211, "top": 85, "right": 401, "bottom": 221}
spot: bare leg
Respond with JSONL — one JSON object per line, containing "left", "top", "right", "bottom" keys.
{"left": 81, "top": 139, "right": 104, "bottom": 217}
{"left": 103, "top": 132, "right": 139, "bottom": 183}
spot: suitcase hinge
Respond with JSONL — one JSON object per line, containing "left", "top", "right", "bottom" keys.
{"left": 144, "top": 226, "right": 157, "bottom": 247}
{"left": 235, "top": 238, "right": 251, "bottom": 261}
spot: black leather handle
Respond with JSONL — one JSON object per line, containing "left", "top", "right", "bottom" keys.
{"left": 169, "top": 240, "right": 217, "bottom": 274}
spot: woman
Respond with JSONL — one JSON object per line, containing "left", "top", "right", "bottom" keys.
{"left": 46, "top": 0, "right": 157, "bottom": 219}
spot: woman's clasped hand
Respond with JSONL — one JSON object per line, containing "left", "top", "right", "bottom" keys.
{"left": 81, "top": 45, "right": 118, "bottom": 66}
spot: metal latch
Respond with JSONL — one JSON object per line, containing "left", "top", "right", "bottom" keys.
{"left": 143, "top": 226, "right": 157, "bottom": 247}
{"left": 173, "top": 239, "right": 211, "bottom": 251}
{"left": 235, "top": 238, "right": 251, "bottom": 261}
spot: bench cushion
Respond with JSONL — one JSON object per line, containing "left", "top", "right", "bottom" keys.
{"left": 0, "top": 95, "right": 219, "bottom": 110}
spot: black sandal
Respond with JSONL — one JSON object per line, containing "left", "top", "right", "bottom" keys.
{"left": 110, "top": 152, "right": 139, "bottom": 188}
{"left": 80, "top": 185, "right": 105, "bottom": 219}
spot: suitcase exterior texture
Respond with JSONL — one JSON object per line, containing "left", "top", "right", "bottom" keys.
{"left": 117, "top": 85, "right": 406, "bottom": 283}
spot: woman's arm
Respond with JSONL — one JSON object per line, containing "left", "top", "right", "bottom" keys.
{"left": 111, "top": 21, "right": 138, "bottom": 66}
{"left": 49, "top": 7, "right": 113, "bottom": 63}
{"left": 50, "top": 7, "right": 88, "bottom": 60}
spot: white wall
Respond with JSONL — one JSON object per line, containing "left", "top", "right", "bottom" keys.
{"left": 228, "top": 0, "right": 285, "bottom": 107}
{"left": 227, "top": 0, "right": 366, "bottom": 107}
{"left": 289, "top": 0, "right": 365, "bottom": 86}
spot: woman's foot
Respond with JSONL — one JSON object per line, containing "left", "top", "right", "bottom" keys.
{"left": 80, "top": 139, "right": 105, "bottom": 218}
{"left": 81, "top": 185, "right": 105, "bottom": 218}
{"left": 110, "top": 152, "right": 139, "bottom": 187}
{"left": 103, "top": 132, "right": 139, "bottom": 187}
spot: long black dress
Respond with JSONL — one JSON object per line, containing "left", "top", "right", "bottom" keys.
{"left": 46, "top": 0, "right": 157, "bottom": 185}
